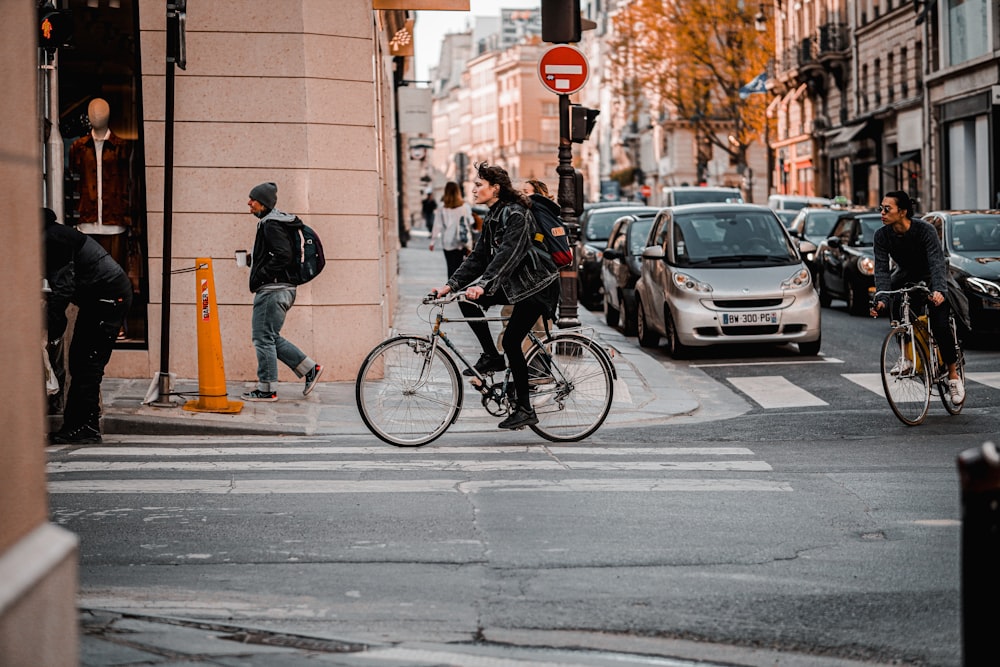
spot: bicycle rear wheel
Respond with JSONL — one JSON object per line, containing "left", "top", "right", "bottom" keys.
{"left": 879, "top": 326, "right": 931, "bottom": 426}
{"left": 356, "top": 336, "right": 462, "bottom": 446}
{"left": 524, "top": 334, "right": 614, "bottom": 442}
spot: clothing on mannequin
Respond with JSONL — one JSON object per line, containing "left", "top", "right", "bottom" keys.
{"left": 68, "top": 98, "right": 132, "bottom": 235}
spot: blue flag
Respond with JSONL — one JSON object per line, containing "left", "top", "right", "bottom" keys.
{"left": 739, "top": 72, "right": 768, "bottom": 100}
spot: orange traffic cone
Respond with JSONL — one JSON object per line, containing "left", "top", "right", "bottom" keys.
{"left": 183, "top": 258, "right": 243, "bottom": 414}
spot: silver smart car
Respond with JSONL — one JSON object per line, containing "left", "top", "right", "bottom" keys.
{"left": 634, "top": 203, "right": 821, "bottom": 358}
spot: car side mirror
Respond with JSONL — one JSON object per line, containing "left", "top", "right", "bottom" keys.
{"left": 826, "top": 236, "right": 842, "bottom": 249}
{"left": 641, "top": 246, "right": 664, "bottom": 260}
{"left": 602, "top": 248, "right": 619, "bottom": 261}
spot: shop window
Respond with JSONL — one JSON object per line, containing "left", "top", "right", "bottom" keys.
{"left": 55, "top": 0, "right": 148, "bottom": 347}
{"left": 946, "top": 0, "right": 989, "bottom": 67}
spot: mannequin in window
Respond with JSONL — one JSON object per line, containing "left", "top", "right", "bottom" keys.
{"left": 68, "top": 98, "right": 133, "bottom": 282}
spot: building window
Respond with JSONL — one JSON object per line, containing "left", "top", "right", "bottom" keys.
{"left": 873, "top": 58, "right": 881, "bottom": 107}
{"left": 946, "top": 0, "right": 989, "bottom": 66}
{"left": 862, "top": 63, "right": 869, "bottom": 111}
{"left": 887, "top": 52, "right": 894, "bottom": 103}
{"left": 900, "top": 47, "right": 908, "bottom": 97}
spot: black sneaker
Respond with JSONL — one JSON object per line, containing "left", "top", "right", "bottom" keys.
{"left": 303, "top": 364, "right": 324, "bottom": 396}
{"left": 462, "top": 353, "right": 506, "bottom": 377}
{"left": 241, "top": 389, "right": 278, "bottom": 402}
{"left": 498, "top": 406, "right": 538, "bottom": 430}
{"left": 48, "top": 424, "right": 102, "bottom": 445}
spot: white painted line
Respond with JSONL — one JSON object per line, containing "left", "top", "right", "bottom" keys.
{"left": 48, "top": 460, "right": 772, "bottom": 473}
{"left": 727, "top": 376, "right": 827, "bottom": 409}
{"left": 968, "top": 372, "right": 1000, "bottom": 390}
{"left": 692, "top": 356, "right": 843, "bottom": 368}
{"left": 843, "top": 373, "right": 885, "bottom": 397}
{"left": 48, "top": 478, "right": 792, "bottom": 494}
{"left": 67, "top": 446, "right": 755, "bottom": 458}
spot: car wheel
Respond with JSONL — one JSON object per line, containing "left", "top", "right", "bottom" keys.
{"left": 798, "top": 335, "right": 821, "bottom": 356}
{"left": 636, "top": 299, "right": 659, "bottom": 348}
{"left": 818, "top": 273, "right": 833, "bottom": 308}
{"left": 847, "top": 282, "right": 868, "bottom": 316}
{"left": 604, "top": 293, "right": 620, "bottom": 327}
{"left": 621, "top": 292, "right": 638, "bottom": 336}
{"left": 664, "top": 308, "right": 689, "bottom": 359}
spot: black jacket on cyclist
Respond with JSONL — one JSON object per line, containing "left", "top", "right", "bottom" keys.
{"left": 872, "top": 217, "right": 948, "bottom": 310}
{"left": 446, "top": 200, "right": 559, "bottom": 317}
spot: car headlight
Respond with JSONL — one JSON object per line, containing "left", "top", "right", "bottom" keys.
{"left": 781, "top": 268, "right": 811, "bottom": 289}
{"left": 967, "top": 276, "right": 1000, "bottom": 298}
{"left": 583, "top": 245, "right": 602, "bottom": 262}
{"left": 673, "top": 272, "right": 713, "bottom": 293}
{"left": 805, "top": 251, "right": 815, "bottom": 262}
{"left": 857, "top": 256, "right": 875, "bottom": 276}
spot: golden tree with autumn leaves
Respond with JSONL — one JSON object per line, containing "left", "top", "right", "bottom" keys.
{"left": 607, "top": 0, "right": 773, "bottom": 183}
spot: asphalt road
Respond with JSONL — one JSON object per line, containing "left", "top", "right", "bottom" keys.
{"left": 49, "top": 299, "right": 1000, "bottom": 667}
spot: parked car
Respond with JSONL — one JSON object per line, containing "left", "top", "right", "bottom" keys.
{"left": 634, "top": 203, "right": 821, "bottom": 357}
{"left": 599, "top": 211, "right": 658, "bottom": 335}
{"left": 661, "top": 186, "right": 743, "bottom": 206}
{"left": 787, "top": 207, "right": 850, "bottom": 282}
{"left": 923, "top": 210, "right": 1000, "bottom": 339}
{"left": 774, "top": 209, "right": 798, "bottom": 229}
{"left": 814, "top": 211, "right": 882, "bottom": 315}
{"left": 767, "top": 194, "right": 834, "bottom": 213}
{"left": 576, "top": 205, "right": 659, "bottom": 310}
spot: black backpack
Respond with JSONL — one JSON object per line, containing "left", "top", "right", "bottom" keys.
{"left": 287, "top": 218, "right": 326, "bottom": 285}
{"left": 528, "top": 194, "right": 573, "bottom": 268}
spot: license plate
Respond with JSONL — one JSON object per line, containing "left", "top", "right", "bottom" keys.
{"left": 721, "top": 311, "right": 780, "bottom": 326}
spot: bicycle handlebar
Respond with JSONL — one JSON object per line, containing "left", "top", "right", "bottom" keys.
{"left": 422, "top": 290, "right": 470, "bottom": 305}
{"left": 872, "top": 282, "right": 929, "bottom": 300}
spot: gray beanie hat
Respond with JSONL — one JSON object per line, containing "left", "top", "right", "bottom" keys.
{"left": 249, "top": 182, "right": 277, "bottom": 209}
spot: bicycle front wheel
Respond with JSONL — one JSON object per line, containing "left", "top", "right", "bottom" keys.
{"left": 880, "top": 326, "right": 931, "bottom": 426}
{"left": 524, "top": 334, "right": 614, "bottom": 442}
{"left": 356, "top": 336, "right": 462, "bottom": 446}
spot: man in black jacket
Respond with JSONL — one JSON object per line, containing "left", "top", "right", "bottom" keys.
{"left": 243, "top": 182, "right": 322, "bottom": 401}
{"left": 44, "top": 208, "right": 132, "bottom": 444}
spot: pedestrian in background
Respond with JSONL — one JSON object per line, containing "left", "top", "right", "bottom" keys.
{"left": 44, "top": 207, "right": 132, "bottom": 444}
{"left": 242, "top": 182, "right": 323, "bottom": 402}
{"left": 421, "top": 191, "right": 437, "bottom": 231}
{"left": 431, "top": 162, "right": 560, "bottom": 430}
{"left": 521, "top": 179, "right": 552, "bottom": 199}
{"left": 429, "top": 181, "right": 474, "bottom": 277}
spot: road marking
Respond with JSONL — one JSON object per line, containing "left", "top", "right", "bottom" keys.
{"left": 968, "top": 372, "right": 1000, "bottom": 390}
{"left": 692, "top": 357, "right": 843, "bottom": 368}
{"left": 727, "top": 376, "right": 827, "bottom": 409}
{"left": 48, "top": 459, "right": 772, "bottom": 473}
{"left": 65, "top": 446, "right": 756, "bottom": 457}
{"left": 843, "top": 373, "right": 885, "bottom": 397}
{"left": 47, "top": 478, "right": 792, "bottom": 494}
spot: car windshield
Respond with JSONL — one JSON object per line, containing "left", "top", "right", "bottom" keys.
{"left": 672, "top": 190, "right": 742, "bottom": 205}
{"left": 950, "top": 215, "right": 1000, "bottom": 252}
{"left": 856, "top": 217, "right": 881, "bottom": 246}
{"left": 802, "top": 210, "right": 840, "bottom": 237}
{"left": 628, "top": 218, "right": 655, "bottom": 254}
{"left": 672, "top": 211, "right": 797, "bottom": 266}
{"left": 586, "top": 210, "right": 647, "bottom": 241}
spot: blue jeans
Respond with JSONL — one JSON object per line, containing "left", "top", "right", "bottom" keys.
{"left": 251, "top": 287, "right": 314, "bottom": 390}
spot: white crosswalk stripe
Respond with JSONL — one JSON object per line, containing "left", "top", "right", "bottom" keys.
{"left": 727, "top": 375, "right": 828, "bottom": 408}
{"left": 46, "top": 442, "right": 788, "bottom": 495}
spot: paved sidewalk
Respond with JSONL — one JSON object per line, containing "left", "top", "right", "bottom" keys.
{"left": 97, "top": 230, "right": 700, "bottom": 438}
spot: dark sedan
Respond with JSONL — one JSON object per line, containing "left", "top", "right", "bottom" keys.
{"left": 576, "top": 205, "right": 659, "bottom": 310}
{"left": 599, "top": 211, "right": 658, "bottom": 335}
{"left": 815, "top": 212, "right": 881, "bottom": 315}
{"left": 787, "top": 207, "right": 848, "bottom": 282}
{"left": 923, "top": 210, "right": 1000, "bottom": 340}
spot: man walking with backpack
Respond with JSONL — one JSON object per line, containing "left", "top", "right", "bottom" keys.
{"left": 243, "top": 182, "right": 322, "bottom": 401}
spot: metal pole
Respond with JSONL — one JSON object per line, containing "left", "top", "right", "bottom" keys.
{"left": 154, "top": 54, "right": 177, "bottom": 406}
{"left": 43, "top": 49, "right": 64, "bottom": 220}
{"left": 556, "top": 93, "right": 580, "bottom": 328}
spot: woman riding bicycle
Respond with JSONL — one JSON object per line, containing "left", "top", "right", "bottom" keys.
{"left": 869, "top": 190, "right": 964, "bottom": 405}
{"left": 431, "top": 162, "right": 560, "bottom": 430}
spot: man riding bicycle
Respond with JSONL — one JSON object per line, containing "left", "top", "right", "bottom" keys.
{"left": 869, "top": 190, "right": 965, "bottom": 405}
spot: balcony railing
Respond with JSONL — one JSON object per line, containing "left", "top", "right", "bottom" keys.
{"left": 778, "top": 22, "right": 849, "bottom": 73}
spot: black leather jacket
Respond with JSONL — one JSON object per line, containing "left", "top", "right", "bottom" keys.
{"left": 447, "top": 200, "right": 558, "bottom": 303}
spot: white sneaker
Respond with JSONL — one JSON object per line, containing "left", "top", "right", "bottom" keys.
{"left": 890, "top": 358, "right": 913, "bottom": 376}
{"left": 949, "top": 379, "right": 965, "bottom": 405}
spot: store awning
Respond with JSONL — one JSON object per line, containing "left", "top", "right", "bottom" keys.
{"left": 884, "top": 150, "right": 919, "bottom": 167}
{"left": 828, "top": 122, "right": 869, "bottom": 147}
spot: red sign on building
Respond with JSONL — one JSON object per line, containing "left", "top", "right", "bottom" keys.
{"left": 537, "top": 45, "right": 590, "bottom": 96}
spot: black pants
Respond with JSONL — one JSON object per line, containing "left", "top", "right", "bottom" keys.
{"left": 890, "top": 277, "right": 957, "bottom": 366}
{"left": 64, "top": 276, "right": 133, "bottom": 429}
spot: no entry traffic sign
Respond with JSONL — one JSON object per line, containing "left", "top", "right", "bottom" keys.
{"left": 538, "top": 45, "right": 590, "bottom": 96}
